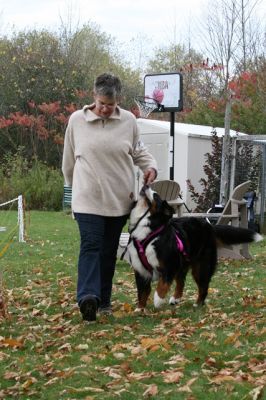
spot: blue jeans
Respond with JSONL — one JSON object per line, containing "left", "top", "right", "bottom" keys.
{"left": 74, "top": 213, "right": 128, "bottom": 307}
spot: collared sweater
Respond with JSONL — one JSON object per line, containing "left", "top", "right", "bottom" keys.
{"left": 62, "top": 104, "right": 157, "bottom": 216}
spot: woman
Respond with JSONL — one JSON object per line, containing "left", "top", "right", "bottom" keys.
{"left": 62, "top": 73, "right": 157, "bottom": 322}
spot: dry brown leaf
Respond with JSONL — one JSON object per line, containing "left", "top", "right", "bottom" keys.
{"left": 123, "top": 303, "right": 133, "bottom": 312}
{"left": 3, "top": 371, "right": 18, "bottom": 380}
{"left": 248, "top": 385, "right": 264, "bottom": 400}
{"left": 0, "top": 338, "right": 24, "bottom": 348}
{"left": 164, "top": 354, "right": 189, "bottom": 366}
{"left": 80, "top": 355, "right": 93, "bottom": 363}
{"left": 131, "top": 345, "right": 146, "bottom": 355}
{"left": 66, "top": 386, "right": 105, "bottom": 393}
{"left": 58, "top": 343, "right": 71, "bottom": 352}
{"left": 75, "top": 344, "right": 89, "bottom": 350}
{"left": 0, "top": 351, "right": 10, "bottom": 360}
{"left": 224, "top": 332, "right": 241, "bottom": 344}
{"left": 209, "top": 375, "right": 236, "bottom": 384}
{"left": 113, "top": 352, "right": 126, "bottom": 360}
{"left": 183, "top": 342, "right": 196, "bottom": 350}
{"left": 162, "top": 370, "right": 184, "bottom": 383}
{"left": 177, "top": 377, "right": 198, "bottom": 392}
{"left": 143, "top": 384, "right": 158, "bottom": 397}
{"left": 127, "top": 371, "right": 154, "bottom": 381}
{"left": 21, "top": 377, "right": 37, "bottom": 390}
{"left": 140, "top": 337, "right": 170, "bottom": 351}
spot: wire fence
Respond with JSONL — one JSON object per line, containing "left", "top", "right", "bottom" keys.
{"left": 230, "top": 135, "right": 266, "bottom": 233}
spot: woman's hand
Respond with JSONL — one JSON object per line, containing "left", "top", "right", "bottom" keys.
{"left": 143, "top": 168, "right": 157, "bottom": 185}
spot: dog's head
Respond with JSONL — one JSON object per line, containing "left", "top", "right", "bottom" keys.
{"left": 130, "top": 185, "right": 174, "bottom": 224}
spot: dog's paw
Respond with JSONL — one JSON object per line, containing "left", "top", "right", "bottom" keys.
{"left": 169, "top": 296, "right": 181, "bottom": 305}
{"left": 154, "top": 291, "right": 166, "bottom": 308}
{"left": 134, "top": 307, "right": 146, "bottom": 314}
{"left": 193, "top": 302, "right": 205, "bottom": 308}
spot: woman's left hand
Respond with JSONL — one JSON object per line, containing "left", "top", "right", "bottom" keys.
{"left": 143, "top": 168, "right": 157, "bottom": 185}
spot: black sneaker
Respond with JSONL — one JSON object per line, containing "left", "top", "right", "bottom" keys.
{"left": 98, "top": 306, "right": 112, "bottom": 315}
{"left": 79, "top": 296, "right": 98, "bottom": 322}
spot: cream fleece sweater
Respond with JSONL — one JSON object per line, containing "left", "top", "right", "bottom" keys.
{"left": 62, "top": 104, "right": 157, "bottom": 216}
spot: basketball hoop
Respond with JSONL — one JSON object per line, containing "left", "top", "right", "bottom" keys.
{"left": 134, "top": 96, "right": 158, "bottom": 118}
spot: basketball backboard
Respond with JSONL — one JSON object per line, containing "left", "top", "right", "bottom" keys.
{"left": 144, "top": 72, "right": 183, "bottom": 112}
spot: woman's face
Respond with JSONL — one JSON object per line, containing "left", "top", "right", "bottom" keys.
{"left": 93, "top": 94, "right": 117, "bottom": 119}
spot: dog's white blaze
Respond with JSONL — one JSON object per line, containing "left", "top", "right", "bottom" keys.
{"left": 146, "top": 241, "right": 159, "bottom": 264}
{"left": 154, "top": 290, "right": 166, "bottom": 308}
{"left": 127, "top": 243, "right": 152, "bottom": 280}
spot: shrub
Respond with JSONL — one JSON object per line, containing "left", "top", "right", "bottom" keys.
{"left": 0, "top": 149, "right": 64, "bottom": 210}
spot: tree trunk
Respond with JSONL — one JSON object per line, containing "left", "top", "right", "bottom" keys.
{"left": 219, "top": 96, "right": 232, "bottom": 205}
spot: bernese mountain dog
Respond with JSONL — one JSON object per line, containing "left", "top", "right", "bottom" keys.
{"left": 126, "top": 185, "right": 262, "bottom": 311}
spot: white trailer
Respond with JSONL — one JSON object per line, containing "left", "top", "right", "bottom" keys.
{"left": 137, "top": 118, "right": 246, "bottom": 210}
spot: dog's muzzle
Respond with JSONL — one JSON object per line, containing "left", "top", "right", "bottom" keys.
{"left": 139, "top": 184, "right": 150, "bottom": 197}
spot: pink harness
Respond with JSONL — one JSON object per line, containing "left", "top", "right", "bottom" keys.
{"left": 133, "top": 226, "right": 187, "bottom": 275}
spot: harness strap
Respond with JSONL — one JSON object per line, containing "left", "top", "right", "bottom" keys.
{"left": 133, "top": 225, "right": 165, "bottom": 275}
{"left": 120, "top": 207, "right": 151, "bottom": 261}
{"left": 133, "top": 238, "right": 153, "bottom": 274}
{"left": 175, "top": 230, "right": 187, "bottom": 256}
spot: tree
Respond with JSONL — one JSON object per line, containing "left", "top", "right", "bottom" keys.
{"left": 186, "top": 129, "right": 222, "bottom": 212}
{"left": 0, "top": 26, "right": 143, "bottom": 167}
{"left": 198, "top": 0, "right": 265, "bottom": 204}
{"left": 0, "top": 25, "right": 142, "bottom": 115}
{"left": 146, "top": 43, "right": 208, "bottom": 113}
{"left": 187, "top": 130, "right": 261, "bottom": 211}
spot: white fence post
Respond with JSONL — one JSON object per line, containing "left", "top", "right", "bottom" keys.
{"left": 18, "top": 195, "right": 25, "bottom": 243}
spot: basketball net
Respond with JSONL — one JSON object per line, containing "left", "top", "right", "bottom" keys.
{"left": 134, "top": 96, "right": 158, "bottom": 118}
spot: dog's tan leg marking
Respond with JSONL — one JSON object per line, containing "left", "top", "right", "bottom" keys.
{"left": 154, "top": 278, "right": 171, "bottom": 308}
{"left": 169, "top": 277, "right": 184, "bottom": 305}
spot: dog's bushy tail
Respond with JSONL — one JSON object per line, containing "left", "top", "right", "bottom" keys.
{"left": 214, "top": 225, "right": 263, "bottom": 246}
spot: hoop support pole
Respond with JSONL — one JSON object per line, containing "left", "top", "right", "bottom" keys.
{"left": 170, "top": 112, "right": 175, "bottom": 180}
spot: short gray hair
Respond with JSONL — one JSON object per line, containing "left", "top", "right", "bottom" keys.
{"left": 94, "top": 73, "right": 122, "bottom": 99}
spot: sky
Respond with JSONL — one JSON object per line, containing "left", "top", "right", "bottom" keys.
{"left": 1, "top": 0, "right": 208, "bottom": 50}
{"left": 1, "top": 0, "right": 265, "bottom": 67}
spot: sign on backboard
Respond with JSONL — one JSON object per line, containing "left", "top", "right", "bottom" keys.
{"left": 144, "top": 72, "right": 183, "bottom": 112}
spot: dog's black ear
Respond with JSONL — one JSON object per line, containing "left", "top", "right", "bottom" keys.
{"left": 162, "top": 200, "right": 174, "bottom": 217}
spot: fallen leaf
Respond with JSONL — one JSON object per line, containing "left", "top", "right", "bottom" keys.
{"left": 80, "top": 355, "right": 93, "bottom": 363}
{"left": 162, "top": 370, "right": 184, "bottom": 383}
{"left": 143, "top": 384, "right": 158, "bottom": 397}
{"left": 0, "top": 338, "right": 24, "bottom": 348}
{"left": 21, "top": 377, "right": 37, "bottom": 390}
{"left": 140, "top": 337, "right": 170, "bottom": 351}
{"left": 248, "top": 385, "right": 264, "bottom": 400}
{"left": 177, "top": 377, "right": 198, "bottom": 392}
{"left": 75, "top": 344, "right": 89, "bottom": 350}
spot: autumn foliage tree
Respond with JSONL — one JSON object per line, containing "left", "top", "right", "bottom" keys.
{"left": 0, "top": 100, "right": 78, "bottom": 166}
{"left": 0, "top": 25, "right": 142, "bottom": 169}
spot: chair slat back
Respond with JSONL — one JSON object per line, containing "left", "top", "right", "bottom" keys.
{"left": 151, "top": 180, "right": 180, "bottom": 201}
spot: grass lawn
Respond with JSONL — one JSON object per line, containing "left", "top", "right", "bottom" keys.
{"left": 0, "top": 211, "right": 265, "bottom": 399}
